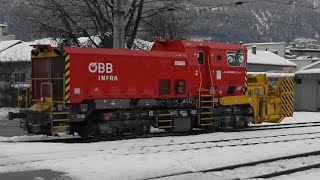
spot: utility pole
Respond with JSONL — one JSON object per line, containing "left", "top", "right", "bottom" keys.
{"left": 113, "top": 0, "right": 125, "bottom": 49}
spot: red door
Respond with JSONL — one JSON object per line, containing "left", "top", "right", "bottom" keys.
{"left": 196, "top": 47, "right": 213, "bottom": 93}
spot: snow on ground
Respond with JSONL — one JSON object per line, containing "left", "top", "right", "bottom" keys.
{"left": 0, "top": 111, "right": 320, "bottom": 179}
{"left": 281, "top": 112, "right": 320, "bottom": 123}
{"left": 0, "top": 107, "right": 17, "bottom": 120}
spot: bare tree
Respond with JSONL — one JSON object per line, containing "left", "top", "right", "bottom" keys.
{"left": 140, "top": 8, "right": 193, "bottom": 41}
{"left": 0, "top": 60, "right": 17, "bottom": 107}
{"left": 10, "top": 0, "right": 182, "bottom": 49}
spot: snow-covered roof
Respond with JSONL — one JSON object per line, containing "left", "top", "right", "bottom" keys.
{"left": 0, "top": 38, "right": 58, "bottom": 62}
{"left": 245, "top": 42, "right": 286, "bottom": 46}
{"left": 0, "top": 40, "right": 22, "bottom": 52}
{"left": 78, "top": 36, "right": 101, "bottom": 47}
{"left": 132, "top": 39, "right": 154, "bottom": 50}
{"left": 296, "top": 68, "right": 320, "bottom": 74}
{"left": 300, "top": 60, "right": 320, "bottom": 70}
{"left": 248, "top": 50, "right": 297, "bottom": 67}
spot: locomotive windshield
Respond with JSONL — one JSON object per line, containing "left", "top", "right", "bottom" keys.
{"left": 32, "top": 57, "right": 65, "bottom": 102}
{"left": 227, "top": 51, "right": 245, "bottom": 67}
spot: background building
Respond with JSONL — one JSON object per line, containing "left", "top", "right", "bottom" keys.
{"left": 288, "top": 57, "right": 320, "bottom": 70}
{"left": 245, "top": 42, "right": 286, "bottom": 58}
{"left": 0, "top": 24, "right": 15, "bottom": 41}
{"left": 290, "top": 48, "right": 320, "bottom": 58}
{"left": 246, "top": 46, "right": 297, "bottom": 72}
{"left": 295, "top": 64, "right": 320, "bottom": 111}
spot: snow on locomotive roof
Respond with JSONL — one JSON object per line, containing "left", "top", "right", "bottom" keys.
{"left": 247, "top": 50, "right": 297, "bottom": 67}
{"left": 249, "top": 72, "right": 295, "bottom": 78}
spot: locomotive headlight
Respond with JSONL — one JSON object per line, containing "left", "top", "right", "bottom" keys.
{"left": 31, "top": 49, "right": 39, "bottom": 56}
{"left": 53, "top": 48, "right": 62, "bottom": 55}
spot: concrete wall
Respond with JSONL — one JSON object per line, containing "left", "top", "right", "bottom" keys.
{"left": 248, "top": 64, "right": 286, "bottom": 72}
{"left": 295, "top": 79, "right": 320, "bottom": 111}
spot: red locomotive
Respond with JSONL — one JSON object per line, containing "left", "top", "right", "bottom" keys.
{"left": 9, "top": 40, "right": 294, "bottom": 138}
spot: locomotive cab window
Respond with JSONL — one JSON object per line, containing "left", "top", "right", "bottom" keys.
{"left": 227, "top": 51, "right": 245, "bottom": 67}
{"left": 197, "top": 51, "right": 204, "bottom": 65}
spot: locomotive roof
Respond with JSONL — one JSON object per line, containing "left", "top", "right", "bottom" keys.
{"left": 63, "top": 46, "right": 188, "bottom": 59}
{"left": 64, "top": 40, "right": 247, "bottom": 57}
{"left": 152, "top": 40, "right": 247, "bottom": 52}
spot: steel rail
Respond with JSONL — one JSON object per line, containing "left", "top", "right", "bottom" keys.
{"left": 147, "top": 150, "right": 320, "bottom": 180}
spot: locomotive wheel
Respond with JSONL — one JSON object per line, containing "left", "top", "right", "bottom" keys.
{"left": 233, "top": 120, "right": 241, "bottom": 131}
{"left": 203, "top": 125, "right": 215, "bottom": 132}
{"left": 77, "top": 121, "right": 97, "bottom": 139}
{"left": 131, "top": 123, "right": 150, "bottom": 137}
{"left": 241, "top": 121, "right": 249, "bottom": 128}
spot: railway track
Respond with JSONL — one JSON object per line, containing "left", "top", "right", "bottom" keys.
{"left": 1, "top": 129, "right": 320, "bottom": 178}
{"left": 148, "top": 150, "right": 320, "bottom": 180}
{"left": 3, "top": 130, "right": 320, "bottom": 160}
{"left": 245, "top": 121, "right": 320, "bottom": 131}
{"left": 122, "top": 132, "right": 320, "bottom": 156}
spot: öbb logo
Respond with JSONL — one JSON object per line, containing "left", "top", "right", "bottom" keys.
{"left": 88, "top": 62, "right": 113, "bottom": 73}
{"left": 88, "top": 62, "right": 118, "bottom": 81}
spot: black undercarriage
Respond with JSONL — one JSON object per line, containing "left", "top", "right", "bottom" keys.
{"left": 20, "top": 97, "right": 253, "bottom": 138}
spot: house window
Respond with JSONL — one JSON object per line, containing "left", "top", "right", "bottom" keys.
{"left": 14, "top": 73, "right": 26, "bottom": 82}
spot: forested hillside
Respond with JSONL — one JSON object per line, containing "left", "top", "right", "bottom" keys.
{"left": 1, "top": 0, "right": 320, "bottom": 44}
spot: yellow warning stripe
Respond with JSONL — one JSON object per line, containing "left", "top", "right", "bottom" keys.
{"left": 280, "top": 77, "right": 294, "bottom": 117}
{"left": 243, "top": 68, "right": 248, "bottom": 95}
{"left": 65, "top": 55, "right": 70, "bottom": 104}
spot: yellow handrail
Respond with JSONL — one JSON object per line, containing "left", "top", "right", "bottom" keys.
{"left": 207, "top": 55, "right": 214, "bottom": 88}
{"left": 207, "top": 55, "right": 214, "bottom": 108}
{"left": 197, "top": 66, "right": 202, "bottom": 108}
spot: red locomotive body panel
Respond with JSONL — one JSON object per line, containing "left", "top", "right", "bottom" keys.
{"left": 64, "top": 40, "right": 247, "bottom": 104}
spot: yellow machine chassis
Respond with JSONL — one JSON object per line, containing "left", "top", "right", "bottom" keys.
{"left": 220, "top": 74, "right": 294, "bottom": 124}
